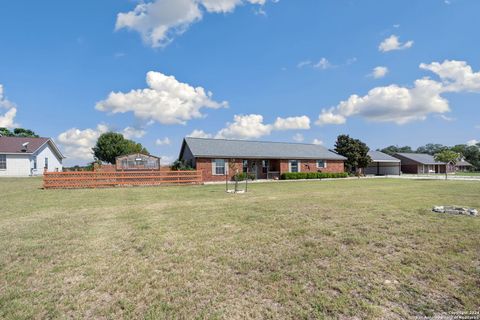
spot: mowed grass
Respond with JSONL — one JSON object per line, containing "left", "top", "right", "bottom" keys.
{"left": 0, "top": 178, "right": 479, "bottom": 319}
{"left": 455, "top": 172, "right": 480, "bottom": 176}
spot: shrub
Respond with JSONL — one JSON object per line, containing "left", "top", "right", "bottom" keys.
{"left": 280, "top": 172, "right": 348, "bottom": 180}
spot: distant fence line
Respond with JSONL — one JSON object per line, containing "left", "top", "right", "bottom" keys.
{"left": 43, "top": 170, "right": 202, "bottom": 189}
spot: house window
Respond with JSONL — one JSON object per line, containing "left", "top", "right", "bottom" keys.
{"left": 243, "top": 160, "right": 248, "bottom": 173}
{"left": 213, "top": 159, "right": 226, "bottom": 175}
{"left": 0, "top": 155, "right": 6, "bottom": 170}
{"left": 33, "top": 158, "right": 37, "bottom": 170}
{"left": 262, "top": 160, "right": 269, "bottom": 174}
{"left": 44, "top": 157, "right": 49, "bottom": 169}
{"left": 289, "top": 160, "right": 299, "bottom": 173}
{"left": 317, "top": 160, "right": 327, "bottom": 168}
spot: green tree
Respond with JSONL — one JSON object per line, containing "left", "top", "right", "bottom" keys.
{"left": 416, "top": 143, "right": 448, "bottom": 155}
{"left": 379, "top": 145, "right": 414, "bottom": 156}
{"left": 12, "top": 128, "right": 39, "bottom": 137}
{"left": 0, "top": 127, "right": 39, "bottom": 137}
{"left": 0, "top": 128, "right": 12, "bottom": 136}
{"left": 92, "top": 132, "right": 149, "bottom": 164}
{"left": 334, "top": 134, "right": 371, "bottom": 174}
{"left": 434, "top": 150, "right": 460, "bottom": 180}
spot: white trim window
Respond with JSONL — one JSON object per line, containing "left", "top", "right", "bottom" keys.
{"left": 212, "top": 159, "right": 227, "bottom": 175}
{"left": 317, "top": 160, "right": 327, "bottom": 169}
{"left": 289, "top": 160, "right": 300, "bottom": 173}
{"left": 0, "top": 154, "right": 6, "bottom": 170}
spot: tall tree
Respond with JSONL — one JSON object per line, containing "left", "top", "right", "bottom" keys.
{"left": 379, "top": 145, "right": 414, "bottom": 156}
{"left": 92, "top": 132, "right": 149, "bottom": 164}
{"left": 434, "top": 150, "right": 460, "bottom": 180}
{"left": 334, "top": 134, "right": 371, "bottom": 173}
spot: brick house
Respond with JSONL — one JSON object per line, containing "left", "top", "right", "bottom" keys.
{"left": 178, "top": 137, "right": 346, "bottom": 182}
{"left": 393, "top": 153, "right": 453, "bottom": 174}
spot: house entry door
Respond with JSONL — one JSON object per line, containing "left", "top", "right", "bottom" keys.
{"left": 249, "top": 161, "right": 258, "bottom": 179}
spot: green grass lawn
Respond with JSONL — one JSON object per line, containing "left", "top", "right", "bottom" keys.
{"left": 455, "top": 172, "right": 480, "bottom": 176}
{"left": 1, "top": 178, "right": 479, "bottom": 319}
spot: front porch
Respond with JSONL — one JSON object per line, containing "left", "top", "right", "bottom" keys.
{"left": 242, "top": 159, "right": 282, "bottom": 180}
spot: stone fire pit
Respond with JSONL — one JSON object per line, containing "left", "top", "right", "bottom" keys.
{"left": 432, "top": 206, "right": 478, "bottom": 216}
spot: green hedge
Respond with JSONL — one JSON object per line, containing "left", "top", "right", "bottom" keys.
{"left": 280, "top": 172, "right": 348, "bottom": 180}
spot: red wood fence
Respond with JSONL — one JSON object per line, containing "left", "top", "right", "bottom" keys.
{"left": 43, "top": 170, "right": 203, "bottom": 189}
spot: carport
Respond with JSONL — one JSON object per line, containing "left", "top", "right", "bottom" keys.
{"left": 365, "top": 150, "right": 401, "bottom": 176}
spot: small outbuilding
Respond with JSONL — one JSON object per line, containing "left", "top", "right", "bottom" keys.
{"left": 455, "top": 159, "right": 473, "bottom": 172}
{"left": 365, "top": 150, "right": 401, "bottom": 176}
{"left": 115, "top": 153, "right": 161, "bottom": 171}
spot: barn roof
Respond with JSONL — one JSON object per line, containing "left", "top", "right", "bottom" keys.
{"left": 180, "top": 137, "right": 347, "bottom": 160}
{"left": 368, "top": 150, "right": 400, "bottom": 162}
{"left": 0, "top": 137, "right": 65, "bottom": 158}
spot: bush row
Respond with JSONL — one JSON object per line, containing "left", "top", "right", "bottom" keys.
{"left": 280, "top": 172, "right": 348, "bottom": 180}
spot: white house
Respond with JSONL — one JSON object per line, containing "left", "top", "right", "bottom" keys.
{"left": 0, "top": 136, "right": 65, "bottom": 177}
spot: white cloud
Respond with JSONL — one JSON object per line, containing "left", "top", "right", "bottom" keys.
{"left": 116, "top": 0, "right": 271, "bottom": 48}
{"left": 57, "top": 124, "right": 109, "bottom": 162}
{"left": 312, "top": 138, "right": 323, "bottom": 145}
{"left": 122, "top": 126, "right": 146, "bottom": 139}
{"left": 214, "top": 114, "right": 311, "bottom": 139}
{"left": 0, "top": 85, "right": 19, "bottom": 129}
{"left": 292, "top": 133, "right": 304, "bottom": 142}
{"left": 371, "top": 66, "right": 389, "bottom": 79}
{"left": 160, "top": 155, "right": 175, "bottom": 165}
{"left": 273, "top": 116, "right": 310, "bottom": 130}
{"left": 188, "top": 129, "right": 213, "bottom": 138}
{"left": 314, "top": 58, "right": 333, "bottom": 70}
{"left": 420, "top": 60, "right": 480, "bottom": 92}
{"left": 96, "top": 71, "right": 227, "bottom": 125}
{"left": 216, "top": 114, "right": 272, "bottom": 139}
{"left": 155, "top": 137, "right": 171, "bottom": 145}
{"left": 57, "top": 124, "right": 147, "bottom": 163}
{"left": 317, "top": 60, "right": 480, "bottom": 126}
{"left": 297, "top": 60, "right": 312, "bottom": 68}
{"left": 379, "top": 35, "right": 414, "bottom": 52}
{"left": 316, "top": 109, "right": 347, "bottom": 125}
{"left": 467, "top": 139, "right": 478, "bottom": 146}
{"left": 437, "top": 114, "right": 455, "bottom": 121}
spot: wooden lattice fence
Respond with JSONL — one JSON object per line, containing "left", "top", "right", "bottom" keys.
{"left": 43, "top": 170, "right": 203, "bottom": 189}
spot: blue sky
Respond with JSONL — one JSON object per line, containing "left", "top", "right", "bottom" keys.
{"left": 0, "top": 0, "right": 479, "bottom": 165}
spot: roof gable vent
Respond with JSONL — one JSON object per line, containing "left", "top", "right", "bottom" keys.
{"left": 21, "top": 142, "right": 29, "bottom": 152}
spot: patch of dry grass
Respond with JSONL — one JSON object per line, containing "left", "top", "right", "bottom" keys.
{"left": 0, "top": 178, "right": 479, "bottom": 319}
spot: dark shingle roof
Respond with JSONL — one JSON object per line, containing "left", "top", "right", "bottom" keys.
{"left": 395, "top": 153, "right": 445, "bottom": 165}
{"left": 0, "top": 137, "right": 49, "bottom": 153}
{"left": 0, "top": 137, "right": 65, "bottom": 158}
{"left": 368, "top": 150, "right": 400, "bottom": 162}
{"left": 182, "top": 137, "right": 347, "bottom": 160}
